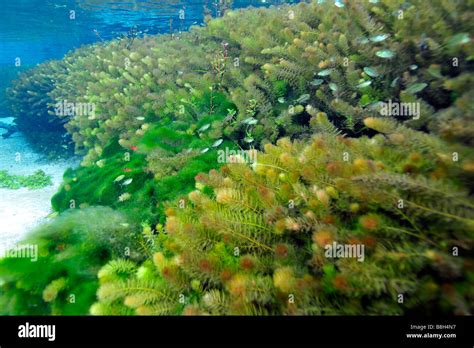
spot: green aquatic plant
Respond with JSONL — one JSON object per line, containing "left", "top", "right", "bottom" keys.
{"left": 0, "top": 169, "right": 52, "bottom": 190}
{"left": 0, "top": 207, "right": 138, "bottom": 315}
{"left": 9, "top": 0, "right": 472, "bottom": 159}
{"left": 93, "top": 114, "right": 473, "bottom": 315}
{"left": 0, "top": 66, "right": 28, "bottom": 117}
{"left": 51, "top": 141, "right": 152, "bottom": 218}
{"left": 2, "top": 0, "right": 473, "bottom": 316}
{"left": 48, "top": 35, "right": 229, "bottom": 165}
{"left": 428, "top": 74, "right": 474, "bottom": 147}
{"left": 51, "top": 114, "right": 238, "bottom": 226}
{"left": 204, "top": 0, "right": 474, "bottom": 138}
{"left": 6, "top": 60, "right": 74, "bottom": 157}
{"left": 4, "top": 50, "right": 239, "bottom": 314}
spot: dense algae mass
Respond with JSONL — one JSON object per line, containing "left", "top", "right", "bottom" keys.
{"left": 0, "top": 207, "right": 137, "bottom": 315}
{"left": 1, "top": 0, "right": 473, "bottom": 315}
{"left": 0, "top": 170, "right": 52, "bottom": 190}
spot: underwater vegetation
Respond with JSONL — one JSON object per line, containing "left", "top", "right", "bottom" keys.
{"left": 7, "top": 0, "right": 474, "bottom": 158}
{"left": 92, "top": 115, "right": 474, "bottom": 315}
{"left": 0, "top": 207, "right": 137, "bottom": 315}
{"left": 6, "top": 60, "right": 78, "bottom": 158}
{"left": 0, "top": 170, "right": 52, "bottom": 190}
{"left": 50, "top": 98, "right": 238, "bottom": 225}
{"left": 1, "top": 0, "right": 473, "bottom": 315}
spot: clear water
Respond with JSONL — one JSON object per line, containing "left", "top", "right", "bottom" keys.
{"left": 0, "top": 0, "right": 299, "bottom": 65}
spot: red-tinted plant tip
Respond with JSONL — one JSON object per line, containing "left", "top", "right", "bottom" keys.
{"left": 403, "top": 163, "right": 418, "bottom": 174}
{"left": 199, "top": 259, "right": 213, "bottom": 273}
{"left": 240, "top": 257, "right": 254, "bottom": 270}
{"left": 441, "top": 283, "right": 456, "bottom": 300}
{"left": 220, "top": 269, "right": 233, "bottom": 282}
{"left": 359, "top": 214, "right": 381, "bottom": 231}
{"left": 332, "top": 275, "right": 349, "bottom": 291}
{"left": 275, "top": 244, "right": 289, "bottom": 258}
{"left": 362, "top": 236, "right": 377, "bottom": 248}
{"left": 312, "top": 230, "right": 333, "bottom": 247}
{"left": 162, "top": 266, "right": 172, "bottom": 279}
{"left": 220, "top": 165, "right": 231, "bottom": 175}
{"left": 194, "top": 173, "right": 206, "bottom": 183}
{"left": 347, "top": 237, "right": 361, "bottom": 245}
{"left": 323, "top": 215, "right": 336, "bottom": 225}
{"left": 326, "top": 161, "right": 343, "bottom": 176}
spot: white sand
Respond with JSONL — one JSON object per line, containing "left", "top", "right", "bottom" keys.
{"left": 0, "top": 118, "right": 79, "bottom": 255}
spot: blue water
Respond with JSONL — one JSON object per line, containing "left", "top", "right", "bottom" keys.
{"left": 0, "top": 0, "right": 299, "bottom": 116}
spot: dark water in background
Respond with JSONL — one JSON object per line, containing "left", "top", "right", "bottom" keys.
{"left": 0, "top": 0, "right": 300, "bottom": 117}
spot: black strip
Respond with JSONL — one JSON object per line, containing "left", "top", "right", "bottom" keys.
{"left": 0, "top": 316, "right": 472, "bottom": 346}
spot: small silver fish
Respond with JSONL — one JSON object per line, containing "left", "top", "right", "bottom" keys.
{"left": 310, "top": 79, "right": 324, "bottom": 86}
{"left": 242, "top": 117, "right": 258, "bottom": 125}
{"left": 212, "top": 139, "right": 223, "bottom": 147}
{"left": 296, "top": 94, "right": 310, "bottom": 103}
{"left": 363, "top": 67, "right": 379, "bottom": 78}
{"left": 357, "top": 80, "right": 372, "bottom": 88}
{"left": 376, "top": 50, "right": 395, "bottom": 59}
{"left": 198, "top": 124, "right": 211, "bottom": 132}
{"left": 405, "top": 83, "right": 427, "bottom": 94}
{"left": 318, "top": 68, "right": 333, "bottom": 76}
{"left": 329, "top": 83, "right": 338, "bottom": 92}
{"left": 122, "top": 178, "right": 133, "bottom": 186}
{"left": 114, "top": 175, "right": 125, "bottom": 183}
{"left": 370, "top": 34, "right": 389, "bottom": 43}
